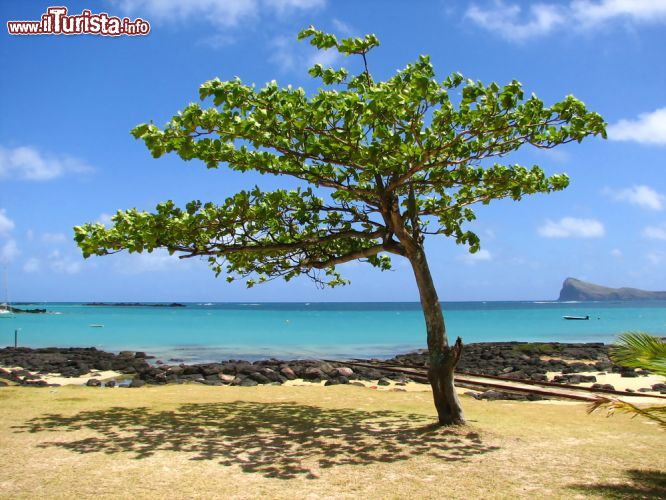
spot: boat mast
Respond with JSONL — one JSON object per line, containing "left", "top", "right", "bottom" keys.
{"left": 1, "top": 266, "right": 8, "bottom": 310}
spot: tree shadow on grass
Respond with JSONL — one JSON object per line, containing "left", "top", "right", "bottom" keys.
{"left": 569, "top": 469, "right": 666, "bottom": 499}
{"left": 14, "top": 401, "right": 499, "bottom": 479}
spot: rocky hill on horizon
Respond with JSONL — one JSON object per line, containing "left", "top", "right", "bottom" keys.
{"left": 558, "top": 278, "right": 666, "bottom": 301}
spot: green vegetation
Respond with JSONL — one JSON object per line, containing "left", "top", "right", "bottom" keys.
{"left": 74, "top": 27, "right": 605, "bottom": 425}
{"left": 513, "top": 343, "right": 561, "bottom": 354}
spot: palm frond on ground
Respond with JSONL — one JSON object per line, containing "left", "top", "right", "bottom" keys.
{"left": 587, "top": 397, "right": 666, "bottom": 429}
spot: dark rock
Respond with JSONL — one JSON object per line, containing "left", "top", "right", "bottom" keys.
{"left": 279, "top": 366, "right": 296, "bottom": 380}
{"left": 334, "top": 367, "right": 354, "bottom": 377}
{"left": 183, "top": 365, "right": 202, "bottom": 375}
{"left": 248, "top": 372, "right": 271, "bottom": 384}
{"left": 304, "top": 367, "right": 326, "bottom": 380}
{"left": 239, "top": 378, "right": 258, "bottom": 387}
{"left": 259, "top": 367, "right": 282, "bottom": 382}
{"left": 167, "top": 366, "right": 184, "bottom": 376}
{"left": 201, "top": 380, "right": 223, "bottom": 386}
{"left": 217, "top": 373, "right": 235, "bottom": 384}
{"left": 104, "top": 380, "right": 116, "bottom": 388}
{"left": 86, "top": 378, "right": 101, "bottom": 387}
{"left": 591, "top": 383, "right": 615, "bottom": 391}
{"left": 377, "top": 377, "right": 391, "bottom": 386}
{"left": 201, "top": 365, "right": 221, "bottom": 376}
{"left": 324, "top": 379, "right": 339, "bottom": 386}
{"left": 130, "top": 379, "right": 145, "bottom": 388}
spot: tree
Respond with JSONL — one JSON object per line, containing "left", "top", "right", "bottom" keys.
{"left": 74, "top": 27, "right": 606, "bottom": 425}
{"left": 588, "top": 332, "right": 666, "bottom": 429}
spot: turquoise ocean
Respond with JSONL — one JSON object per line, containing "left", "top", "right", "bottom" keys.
{"left": 2, "top": 301, "right": 666, "bottom": 362}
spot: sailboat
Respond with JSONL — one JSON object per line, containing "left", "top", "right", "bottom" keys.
{"left": 0, "top": 268, "right": 14, "bottom": 317}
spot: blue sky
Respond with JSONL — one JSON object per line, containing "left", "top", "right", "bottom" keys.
{"left": 1, "top": 0, "right": 665, "bottom": 302}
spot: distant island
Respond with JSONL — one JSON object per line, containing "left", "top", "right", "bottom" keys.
{"left": 0, "top": 305, "right": 47, "bottom": 314}
{"left": 84, "top": 302, "right": 186, "bottom": 308}
{"left": 558, "top": 278, "right": 666, "bottom": 301}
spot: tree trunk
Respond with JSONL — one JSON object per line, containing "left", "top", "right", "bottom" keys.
{"left": 408, "top": 246, "right": 465, "bottom": 425}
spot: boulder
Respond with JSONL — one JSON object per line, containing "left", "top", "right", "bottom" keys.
{"left": 334, "top": 367, "right": 354, "bottom": 377}
{"left": 248, "top": 372, "right": 271, "bottom": 384}
{"left": 279, "top": 366, "right": 296, "bottom": 380}
{"left": 304, "top": 367, "right": 326, "bottom": 380}
{"left": 217, "top": 373, "right": 235, "bottom": 383}
{"left": 130, "top": 379, "right": 145, "bottom": 388}
{"left": 86, "top": 378, "right": 101, "bottom": 387}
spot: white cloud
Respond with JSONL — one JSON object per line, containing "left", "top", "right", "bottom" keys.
{"left": 610, "top": 248, "right": 623, "bottom": 258}
{"left": 646, "top": 251, "right": 666, "bottom": 265}
{"left": 571, "top": 0, "right": 666, "bottom": 26}
{"left": 114, "top": 0, "right": 324, "bottom": 28}
{"left": 607, "top": 108, "right": 666, "bottom": 145}
{"left": 270, "top": 35, "right": 340, "bottom": 73}
{"left": 465, "top": 1, "right": 565, "bottom": 42}
{"left": 0, "top": 209, "right": 15, "bottom": 236}
{"left": 308, "top": 47, "right": 339, "bottom": 68}
{"left": 270, "top": 36, "right": 298, "bottom": 72}
{"left": 0, "top": 145, "right": 92, "bottom": 181}
{"left": 25, "top": 230, "right": 34, "bottom": 241}
{"left": 331, "top": 18, "right": 353, "bottom": 36}
{"left": 196, "top": 33, "right": 236, "bottom": 49}
{"left": 603, "top": 185, "right": 664, "bottom": 210}
{"left": 23, "top": 258, "right": 41, "bottom": 273}
{"left": 42, "top": 232, "right": 68, "bottom": 244}
{"left": 643, "top": 224, "right": 666, "bottom": 240}
{"left": 0, "top": 240, "right": 19, "bottom": 263}
{"left": 97, "top": 213, "right": 114, "bottom": 226}
{"left": 113, "top": 0, "right": 259, "bottom": 27}
{"left": 48, "top": 251, "right": 82, "bottom": 274}
{"left": 460, "top": 249, "right": 493, "bottom": 265}
{"left": 264, "top": 0, "right": 325, "bottom": 15}
{"left": 119, "top": 249, "right": 187, "bottom": 274}
{"left": 465, "top": 0, "right": 666, "bottom": 41}
{"left": 538, "top": 217, "right": 605, "bottom": 238}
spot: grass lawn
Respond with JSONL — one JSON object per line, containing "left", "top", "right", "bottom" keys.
{"left": 0, "top": 384, "right": 664, "bottom": 499}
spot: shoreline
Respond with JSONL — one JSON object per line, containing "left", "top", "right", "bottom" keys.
{"left": 1, "top": 342, "right": 664, "bottom": 400}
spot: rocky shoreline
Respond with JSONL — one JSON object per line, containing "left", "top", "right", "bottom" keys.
{"left": 1, "top": 342, "right": 664, "bottom": 397}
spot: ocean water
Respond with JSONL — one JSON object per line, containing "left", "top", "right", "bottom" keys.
{"left": 2, "top": 301, "right": 666, "bottom": 362}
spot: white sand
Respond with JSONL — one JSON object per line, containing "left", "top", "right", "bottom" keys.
{"left": 546, "top": 370, "right": 665, "bottom": 393}
{"left": 1, "top": 366, "right": 124, "bottom": 386}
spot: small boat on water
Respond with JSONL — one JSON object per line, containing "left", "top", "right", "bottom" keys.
{"left": 563, "top": 315, "right": 589, "bottom": 320}
{"left": 89, "top": 324, "right": 104, "bottom": 328}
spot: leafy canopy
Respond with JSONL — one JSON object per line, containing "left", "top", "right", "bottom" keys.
{"left": 74, "top": 27, "right": 606, "bottom": 287}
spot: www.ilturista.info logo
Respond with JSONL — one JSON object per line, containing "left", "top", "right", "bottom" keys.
{"left": 7, "top": 6, "right": 151, "bottom": 36}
